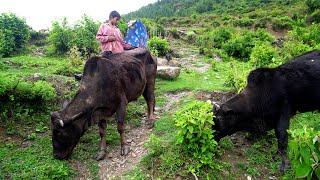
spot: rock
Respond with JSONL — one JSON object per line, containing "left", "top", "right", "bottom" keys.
{"left": 168, "top": 59, "right": 180, "bottom": 67}
{"left": 213, "top": 54, "right": 222, "bottom": 62}
{"left": 157, "top": 66, "right": 181, "bottom": 80}
{"left": 33, "top": 73, "right": 42, "bottom": 81}
{"left": 157, "top": 58, "right": 168, "bottom": 66}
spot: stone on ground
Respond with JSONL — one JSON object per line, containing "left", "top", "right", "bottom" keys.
{"left": 157, "top": 66, "right": 181, "bottom": 80}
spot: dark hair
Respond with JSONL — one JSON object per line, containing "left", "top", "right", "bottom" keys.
{"left": 109, "top": 11, "right": 121, "bottom": 20}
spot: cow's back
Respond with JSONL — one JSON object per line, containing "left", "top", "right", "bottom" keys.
{"left": 279, "top": 50, "right": 320, "bottom": 112}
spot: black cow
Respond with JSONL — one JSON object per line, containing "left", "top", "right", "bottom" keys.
{"left": 51, "top": 48, "right": 157, "bottom": 160}
{"left": 213, "top": 50, "right": 320, "bottom": 172}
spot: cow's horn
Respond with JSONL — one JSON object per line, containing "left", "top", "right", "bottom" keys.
{"left": 59, "top": 119, "right": 64, "bottom": 127}
{"left": 212, "top": 101, "right": 220, "bottom": 110}
{"left": 70, "top": 112, "right": 84, "bottom": 121}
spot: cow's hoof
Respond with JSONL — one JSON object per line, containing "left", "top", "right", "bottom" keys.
{"left": 279, "top": 160, "right": 290, "bottom": 173}
{"left": 120, "top": 145, "right": 130, "bottom": 156}
{"left": 146, "top": 120, "right": 155, "bottom": 129}
{"left": 95, "top": 150, "right": 106, "bottom": 161}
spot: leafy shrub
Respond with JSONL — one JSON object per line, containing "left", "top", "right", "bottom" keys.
{"left": 71, "top": 15, "right": 99, "bottom": 55}
{"left": 288, "top": 24, "right": 320, "bottom": 49}
{"left": 68, "top": 46, "right": 86, "bottom": 67}
{"left": 306, "top": 9, "right": 320, "bottom": 24}
{"left": 48, "top": 16, "right": 99, "bottom": 56}
{"left": 250, "top": 43, "right": 277, "bottom": 67}
{"left": 186, "top": 31, "right": 196, "bottom": 42}
{"left": 305, "top": 0, "right": 320, "bottom": 12}
{"left": 175, "top": 100, "right": 218, "bottom": 173}
{"left": 118, "top": 19, "right": 128, "bottom": 35}
{"left": 255, "top": 17, "right": 270, "bottom": 28}
{"left": 0, "top": 76, "right": 56, "bottom": 108}
{"left": 233, "top": 17, "right": 255, "bottom": 27}
{"left": 197, "top": 27, "right": 233, "bottom": 49}
{"left": 194, "top": 0, "right": 213, "bottom": 13}
{"left": 224, "top": 63, "right": 249, "bottom": 93}
{"left": 223, "top": 32, "right": 256, "bottom": 60}
{"left": 148, "top": 36, "right": 169, "bottom": 56}
{"left": 288, "top": 127, "right": 320, "bottom": 179}
{"left": 272, "top": 16, "right": 293, "bottom": 31}
{"left": 47, "top": 18, "right": 72, "bottom": 55}
{"left": 281, "top": 40, "right": 312, "bottom": 61}
{"left": 0, "top": 13, "right": 30, "bottom": 57}
{"left": 29, "top": 29, "right": 48, "bottom": 47}
{"left": 142, "top": 18, "right": 165, "bottom": 38}
{"left": 223, "top": 30, "right": 274, "bottom": 60}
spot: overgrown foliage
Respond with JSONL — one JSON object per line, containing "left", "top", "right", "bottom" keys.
{"left": 0, "top": 13, "right": 30, "bottom": 57}
{"left": 289, "top": 127, "right": 320, "bottom": 179}
{"left": 250, "top": 43, "right": 277, "bottom": 67}
{"left": 47, "top": 15, "right": 99, "bottom": 56}
{"left": 147, "top": 36, "right": 169, "bottom": 56}
{"left": 175, "top": 100, "right": 219, "bottom": 174}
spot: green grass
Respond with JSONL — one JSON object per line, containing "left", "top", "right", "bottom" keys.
{"left": 156, "top": 60, "right": 252, "bottom": 93}
{"left": 0, "top": 52, "right": 155, "bottom": 179}
{"left": 0, "top": 136, "right": 73, "bottom": 179}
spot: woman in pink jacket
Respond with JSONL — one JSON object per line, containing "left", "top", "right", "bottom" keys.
{"left": 96, "top": 11, "right": 131, "bottom": 57}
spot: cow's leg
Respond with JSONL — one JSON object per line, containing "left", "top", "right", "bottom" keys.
{"left": 116, "top": 97, "right": 130, "bottom": 156}
{"left": 143, "top": 82, "right": 156, "bottom": 129}
{"left": 275, "top": 103, "right": 291, "bottom": 173}
{"left": 96, "top": 119, "right": 107, "bottom": 160}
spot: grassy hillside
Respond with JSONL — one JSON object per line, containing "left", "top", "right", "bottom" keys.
{"left": 1, "top": 0, "right": 320, "bottom": 179}
{"left": 125, "top": 0, "right": 301, "bottom": 19}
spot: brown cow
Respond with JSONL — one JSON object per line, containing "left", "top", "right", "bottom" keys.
{"left": 51, "top": 48, "right": 157, "bottom": 160}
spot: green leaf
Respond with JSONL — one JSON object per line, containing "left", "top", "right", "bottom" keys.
{"left": 295, "top": 163, "right": 312, "bottom": 178}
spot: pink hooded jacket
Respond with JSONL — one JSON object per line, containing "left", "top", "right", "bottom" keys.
{"left": 96, "top": 23, "right": 130, "bottom": 53}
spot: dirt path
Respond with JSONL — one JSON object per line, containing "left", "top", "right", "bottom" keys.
{"left": 98, "top": 119, "right": 152, "bottom": 179}
{"left": 97, "top": 91, "right": 189, "bottom": 179}
{"left": 170, "top": 40, "right": 211, "bottom": 73}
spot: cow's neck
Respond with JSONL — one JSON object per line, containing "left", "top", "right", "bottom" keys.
{"left": 64, "top": 91, "right": 93, "bottom": 120}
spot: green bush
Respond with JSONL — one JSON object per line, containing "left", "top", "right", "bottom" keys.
{"left": 223, "top": 30, "right": 274, "bottom": 60}
{"left": 141, "top": 18, "right": 165, "bottom": 38}
{"left": 255, "top": 17, "right": 270, "bottom": 28}
{"left": 272, "top": 16, "right": 293, "bottom": 31}
{"left": 250, "top": 43, "right": 277, "bottom": 67}
{"left": 71, "top": 15, "right": 99, "bottom": 55}
{"left": 175, "top": 100, "right": 218, "bottom": 173}
{"left": 306, "top": 10, "right": 320, "bottom": 24}
{"left": 47, "top": 18, "right": 72, "bottom": 55}
{"left": 0, "top": 76, "right": 56, "bottom": 102}
{"left": 148, "top": 36, "right": 169, "bottom": 56}
{"left": 288, "top": 24, "right": 320, "bottom": 47}
{"left": 0, "top": 13, "right": 30, "bottom": 57}
{"left": 223, "top": 32, "right": 256, "bottom": 60}
{"left": 305, "top": 0, "right": 320, "bottom": 12}
{"left": 288, "top": 127, "right": 320, "bottom": 179}
{"left": 224, "top": 63, "right": 249, "bottom": 93}
{"left": 48, "top": 16, "right": 99, "bottom": 56}
{"left": 168, "top": 28, "right": 179, "bottom": 39}
{"left": 233, "top": 17, "right": 255, "bottom": 27}
{"left": 29, "top": 30, "right": 48, "bottom": 47}
{"left": 186, "top": 31, "right": 196, "bottom": 42}
{"left": 281, "top": 40, "right": 312, "bottom": 61}
{"left": 197, "top": 27, "right": 233, "bottom": 49}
